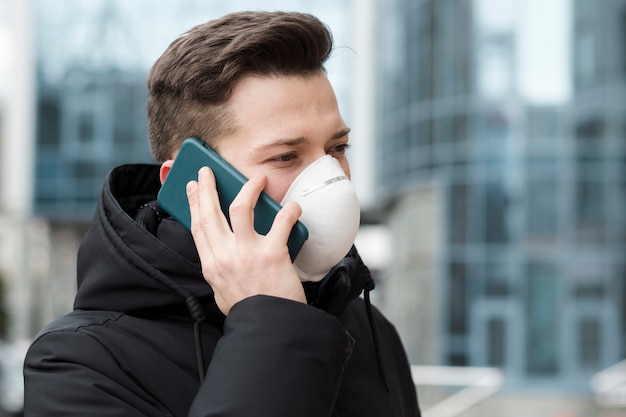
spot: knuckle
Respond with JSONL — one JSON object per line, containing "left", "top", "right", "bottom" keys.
{"left": 257, "top": 243, "right": 283, "bottom": 263}
{"left": 199, "top": 215, "right": 213, "bottom": 229}
{"left": 228, "top": 201, "right": 246, "bottom": 218}
{"left": 201, "top": 264, "right": 214, "bottom": 280}
{"left": 274, "top": 208, "right": 296, "bottom": 225}
{"left": 212, "top": 256, "right": 232, "bottom": 276}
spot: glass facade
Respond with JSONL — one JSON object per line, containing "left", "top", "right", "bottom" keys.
{"left": 376, "top": 0, "right": 626, "bottom": 389}
{"left": 35, "top": 71, "right": 151, "bottom": 218}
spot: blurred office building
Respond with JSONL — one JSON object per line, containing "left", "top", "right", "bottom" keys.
{"left": 0, "top": 0, "right": 625, "bottom": 416}
{"left": 374, "top": 0, "right": 626, "bottom": 415}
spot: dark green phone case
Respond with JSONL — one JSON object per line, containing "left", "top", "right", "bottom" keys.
{"left": 157, "top": 137, "right": 308, "bottom": 261}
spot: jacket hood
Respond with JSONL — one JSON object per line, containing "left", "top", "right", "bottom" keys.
{"left": 74, "top": 164, "right": 217, "bottom": 319}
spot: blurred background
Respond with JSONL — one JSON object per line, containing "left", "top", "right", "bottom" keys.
{"left": 0, "top": 0, "right": 625, "bottom": 416}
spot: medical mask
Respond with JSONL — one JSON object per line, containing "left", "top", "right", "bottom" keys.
{"left": 280, "top": 155, "right": 360, "bottom": 282}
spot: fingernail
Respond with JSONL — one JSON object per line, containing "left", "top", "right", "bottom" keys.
{"left": 186, "top": 181, "right": 197, "bottom": 195}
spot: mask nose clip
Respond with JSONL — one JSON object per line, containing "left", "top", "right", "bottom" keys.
{"left": 301, "top": 174, "right": 349, "bottom": 196}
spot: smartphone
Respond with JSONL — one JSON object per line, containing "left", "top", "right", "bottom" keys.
{"left": 157, "top": 137, "right": 308, "bottom": 261}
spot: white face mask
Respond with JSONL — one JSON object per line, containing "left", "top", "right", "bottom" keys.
{"left": 280, "top": 155, "right": 360, "bottom": 282}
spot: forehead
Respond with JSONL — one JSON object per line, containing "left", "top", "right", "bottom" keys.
{"left": 217, "top": 73, "right": 344, "bottom": 146}
{"left": 228, "top": 72, "right": 336, "bottom": 109}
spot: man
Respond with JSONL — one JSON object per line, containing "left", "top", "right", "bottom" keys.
{"left": 24, "top": 11, "right": 420, "bottom": 416}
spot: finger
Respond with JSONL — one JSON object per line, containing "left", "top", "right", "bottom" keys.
{"left": 195, "top": 166, "right": 231, "bottom": 235}
{"left": 186, "top": 179, "right": 202, "bottom": 233}
{"left": 186, "top": 180, "right": 213, "bottom": 260}
{"left": 187, "top": 167, "right": 229, "bottom": 269}
{"left": 265, "top": 200, "right": 302, "bottom": 249}
{"left": 228, "top": 173, "right": 267, "bottom": 238}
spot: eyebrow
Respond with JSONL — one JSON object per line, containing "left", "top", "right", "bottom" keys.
{"left": 331, "top": 127, "right": 351, "bottom": 140}
{"left": 251, "top": 127, "right": 351, "bottom": 153}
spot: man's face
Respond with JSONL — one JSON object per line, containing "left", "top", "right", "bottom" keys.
{"left": 213, "top": 72, "right": 351, "bottom": 203}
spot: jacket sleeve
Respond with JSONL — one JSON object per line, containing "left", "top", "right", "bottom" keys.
{"left": 188, "top": 295, "right": 355, "bottom": 417}
{"left": 24, "top": 330, "right": 169, "bottom": 417}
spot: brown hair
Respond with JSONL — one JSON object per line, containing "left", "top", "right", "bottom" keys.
{"left": 146, "top": 11, "right": 334, "bottom": 161}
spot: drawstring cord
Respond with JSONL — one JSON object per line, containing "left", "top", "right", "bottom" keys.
{"left": 187, "top": 286, "right": 387, "bottom": 391}
{"left": 185, "top": 295, "right": 207, "bottom": 383}
{"left": 193, "top": 321, "right": 205, "bottom": 383}
{"left": 135, "top": 202, "right": 208, "bottom": 384}
{"left": 187, "top": 284, "right": 387, "bottom": 390}
{"left": 363, "top": 281, "right": 390, "bottom": 393}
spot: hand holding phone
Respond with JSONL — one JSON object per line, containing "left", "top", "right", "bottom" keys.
{"left": 157, "top": 137, "right": 308, "bottom": 261}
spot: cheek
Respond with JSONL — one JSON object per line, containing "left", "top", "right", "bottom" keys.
{"left": 264, "top": 174, "right": 293, "bottom": 203}
{"left": 341, "top": 160, "right": 351, "bottom": 179}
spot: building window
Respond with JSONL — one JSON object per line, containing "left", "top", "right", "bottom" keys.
{"left": 623, "top": 9, "right": 626, "bottom": 77}
{"left": 448, "top": 262, "right": 468, "bottom": 336}
{"left": 78, "top": 111, "right": 95, "bottom": 144}
{"left": 576, "top": 180, "right": 606, "bottom": 243}
{"left": 579, "top": 318, "right": 601, "bottom": 369}
{"left": 527, "top": 180, "right": 558, "bottom": 242}
{"left": 617, "top": 264, "right": 626, "bottom": 357}
{"left": 447, "top": 261, "right": 469, "bottom": 366}
{"left": 485, "top": 181, "right": 510, "bottom": 244}
{"left": 448, "top": 183, "right": 468, "bottom": 244}
{"left": 526, "top": 262, "right": 559, "bottom": 376}
{"left": 575, "top": 116, "right": 606, "bottom": 149}
{"left": 571, "top": 256, "right": 607, "bottom": 300}
{"left": 484, "top": 262, "right": 510, "bottom": 297}
{"left": 487, "top": 318, "right": 506, "bottom": 367}
{"left": 574, "top": 22, "right": 596, "bottom": 88}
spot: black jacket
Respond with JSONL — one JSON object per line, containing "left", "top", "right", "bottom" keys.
{"left": 24, "top": 164, "right": 420, "bottom": 417}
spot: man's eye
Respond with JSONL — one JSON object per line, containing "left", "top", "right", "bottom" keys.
{"left": 328, "top": 143, "right": 351, "bottom": 155}
{"left": 272, "top": 152, "right": 297, "bottom": 162}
